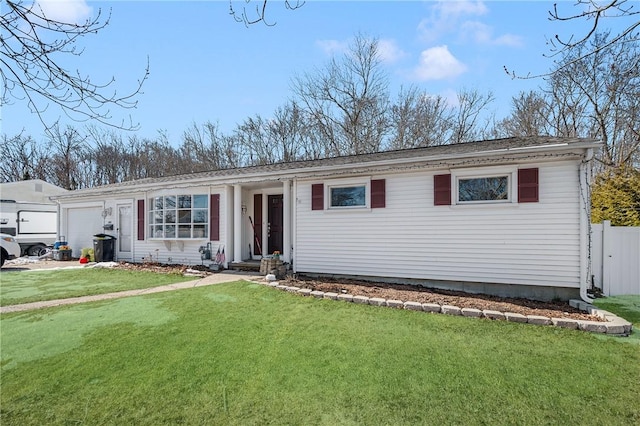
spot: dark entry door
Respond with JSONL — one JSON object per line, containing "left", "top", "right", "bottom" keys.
{"left": 267, "top": 194, "right": 283, "bottom": 255}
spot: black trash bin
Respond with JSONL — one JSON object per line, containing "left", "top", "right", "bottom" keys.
{"left": 93, "top": 234, "right": 117, "bottom": 262}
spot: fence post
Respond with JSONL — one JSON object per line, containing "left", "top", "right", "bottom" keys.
{"left": 601, "top": 220, "right": 612, "bottom": 296}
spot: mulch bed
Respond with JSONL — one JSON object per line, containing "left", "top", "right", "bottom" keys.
{"left": 115, "top": 261, "right": 209, "bottom": 275}
{"left": 284, "top": 275, "right": 602, "bottom": 321}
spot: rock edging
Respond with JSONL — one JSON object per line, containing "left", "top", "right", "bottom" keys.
{"left": 260, "top": 281, "right": 632, "bottom": 336}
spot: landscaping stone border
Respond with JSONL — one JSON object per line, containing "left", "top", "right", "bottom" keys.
{"left": 256, "top": 280, "right": 633, "bottom": 336}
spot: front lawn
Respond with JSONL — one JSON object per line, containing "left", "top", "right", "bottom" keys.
{"left": 594, "top": 295, "right": 640, "bottom": 344}
{"left": 1, "top": 282, "right": 638, "bottom": 425}
{"left": 0, "top": 268, "right": 197, "bottom": 306}
{"left": 594, "top": 295, "right": 640, "bottom": 325}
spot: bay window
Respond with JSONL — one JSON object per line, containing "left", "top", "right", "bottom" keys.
{"left": 148, "top": 194, "right": 209, "bottom": 239}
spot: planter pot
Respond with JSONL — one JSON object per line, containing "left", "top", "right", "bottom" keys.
{"left": 53, "top": 249, "right": 72, "bottom": 261}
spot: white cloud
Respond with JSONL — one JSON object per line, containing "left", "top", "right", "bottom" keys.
{"left": 377, "top": 39, "right": 406, "bottom": 64}
{"left": 460, "top": 21, "right": 523, "bottom": 47}
{"left": 493, "top": 34, "right": 524, "bottom": 47}
{"left": 34, "top": 0, "right": 92, "bottom": 25}
{"left": 436, "top": 0, "right": 488, "bottom": 18}
{"left": 417, "top": 0, "right": 521, "bottom": 47}
{"left": 418, "top": 0, "right": 487, "bottom": 42}
{"left": 460, "top": 21, "right": 493, "bottom": 44}
{"left": 413, "top": 45, "right": 467, "bottom": 81}
{"left": 316, "top": 39, "right": 349, "bottom": 56}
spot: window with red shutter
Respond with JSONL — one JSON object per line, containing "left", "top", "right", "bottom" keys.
{"left": 253, "top": 194, "right": 263, "bottom": 255}
{"left": 434, "top": 174, "right": 452, "bottom": 206}
{"left": 518, "top": 168, "right": 539, "bottom": 203}
{"left": 137, "top": 199, "right": 145, "bottom": 240}
{"left": 371, "top": 179, "right": 386, "bottom": 208}
{"left": 210, "top": 194, "right": 220, "bottom": 240}
{"left": 311, "top": 183, "right": 324, "bottom": 210}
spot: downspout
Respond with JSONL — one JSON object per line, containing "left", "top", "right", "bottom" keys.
{"left": 292, "top": 178, "right": 297, "bottom": 273}
{"left": 55, "top": 199, "right": 61, "bottom": 241}
{"left": 579, "top": 148, "right": 594, "bottom": 303}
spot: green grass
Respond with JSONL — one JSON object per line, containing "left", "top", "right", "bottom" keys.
{"left": 0, "top": 269, "right": 196, "bottom": 306}
{"left": 593, "top": 295, "right": 640, "bottom": 344}
{"left": 594, "top": 295, "right": 640, "bottom": 325}
{"left": 1, "top": 282, "right": 639, "bottom": 425}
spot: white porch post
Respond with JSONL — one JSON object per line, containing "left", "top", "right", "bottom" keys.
{"left": 283, "top": 179, "right": 292, "bottom": 263}
{"left": 225, "top": 185, "right": 233, "bottom": 267}
{"left": 233, "top": 184, "right": 243, "bottom": 263}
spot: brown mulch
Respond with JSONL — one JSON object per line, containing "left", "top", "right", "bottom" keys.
{"left": 283, "top": 275, "right": 602, "bottom": 321}
{"left": 114, "top": 261, "right": 219, "bottom": 276}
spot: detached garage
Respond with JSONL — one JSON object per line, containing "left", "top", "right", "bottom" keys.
{"left": 64, "top": 205, "right": 104, "bottom": 257}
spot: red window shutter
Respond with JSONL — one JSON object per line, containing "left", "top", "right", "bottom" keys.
{"left": 371, "top": 179, "right": 386, "bottom": 208}
{"left": 518, "top": 168, "right": 539, "bottom": 203}
{"left": 311, "top": 183, "right": 324, "bottom": 210}
{"left": 434, "top": 174, "right": 451, "bottom": 206}
{"left": 137, "top": 199, "right": 145, "bottom": 241}
{"left": 253, "top": 194, "right": 262, "bottom": 255}
{"left": 210, "top": 194, "right": 220, "bottom": 240}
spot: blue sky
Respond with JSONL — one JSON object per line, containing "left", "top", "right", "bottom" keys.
{"left": 2, "top": 0, "right": 615, "bottom": 143}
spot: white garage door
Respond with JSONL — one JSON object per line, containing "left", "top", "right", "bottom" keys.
{"left": 66, "top": 207, "right": 103, "bottom": 258}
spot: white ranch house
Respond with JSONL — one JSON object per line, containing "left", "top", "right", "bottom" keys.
{"left": 51, "top": 137, "right": 601, "bottom": 301}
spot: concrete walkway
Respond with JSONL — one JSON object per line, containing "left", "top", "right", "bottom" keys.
{"left": 0, "top": 271, "right": 262, "bottom": 314}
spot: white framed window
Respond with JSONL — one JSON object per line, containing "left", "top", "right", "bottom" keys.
{"left": 148, "top": 194, "right": 209, "bottom": 239}
{"left": 330, "top": 185, "right": 366, "bottom": 208}
{"left": 453, "top": 168, "right": 515, "bottom": 205}
{"left": 327, "top": 178, "right": 369, "bottom": 209}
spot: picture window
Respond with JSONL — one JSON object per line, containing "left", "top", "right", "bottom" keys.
{"left": 330, "top": 185, "right": 366, "bottom": 208}
{"left": 457, "top": 175, "right": 510, "bottom": 203}
{"left": 148, "top": 194, "right": 208, "bottom": 238}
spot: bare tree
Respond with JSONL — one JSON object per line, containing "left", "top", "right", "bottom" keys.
{"left": 1, "top": 0, "right": 148, "bottom": 131}
{"left": 235, "top": 116, "right": 274, "bottom": 166}
{"left": 548, "top": 1, "right": 639, "bottom": 66}
{"left": 84, "top": 125, "right": 129, "bottom": 185}
{"left": 550, "top": 32, "right": 639, "bottom": 168}
{"left": 0, "top": 132, "right": 49, "bottom": 183}
{"left": 450, "top": 89, "right": 495, "bottom": 144}
{"left": 181, "top": 121, "right": 244, "bottom": 171}
{"left": 495, "top": 91, "right": 548, "bottom": 137}
{"left": 46, "top": 124, "right": 92, "bottom": 189}
{"left": 265, "top": 101, "right": 308, "bottom": 162}
{"left": 506, "top": 0, "right": 639, "bottom": 79}
{"left": 292, "top": 34, "right": 390, "bottom": 156}
{"left": 388, "top": 86, "right": 453, "bottom": 149}
{"left": 229, "top": 0, "right": 304, "bottom": 26}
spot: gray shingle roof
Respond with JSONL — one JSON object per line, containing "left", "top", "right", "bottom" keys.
{"left": 53, "top": 136, "right": 600, "bottom": 199}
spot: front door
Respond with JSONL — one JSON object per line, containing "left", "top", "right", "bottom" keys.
{"left": 116, "top": 203, "right": 133, "bottom": 260}
{"left": 267, "top": 195, "right": 283, "bottom": 255}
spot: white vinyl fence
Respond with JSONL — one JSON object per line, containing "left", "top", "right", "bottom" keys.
{"left": 592, "top": 221, "right": 640, "bottom": 296}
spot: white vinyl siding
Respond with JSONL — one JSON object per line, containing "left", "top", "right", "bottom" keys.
{"left": 295, "top": 161, "right": 581, "bottom": 288}
{"left": 61, "top": 188, "right": 228, "bottom": 265}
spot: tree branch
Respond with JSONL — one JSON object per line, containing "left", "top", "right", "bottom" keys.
{"left": 1, "top": 0, "right": 149, "bottom": 132}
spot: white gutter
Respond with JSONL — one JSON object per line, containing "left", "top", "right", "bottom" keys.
{"left": 579, "top": 148, "right": 594, "bottom": 303}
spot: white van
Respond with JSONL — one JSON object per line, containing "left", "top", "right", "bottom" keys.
{"left": 1, "top": 233, "right": 22, "bottom": 267}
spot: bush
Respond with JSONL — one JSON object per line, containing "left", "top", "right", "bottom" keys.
{"left": 591, "top": 166, "right": 640, "bottom": 226}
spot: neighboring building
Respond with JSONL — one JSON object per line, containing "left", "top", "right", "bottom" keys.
{"left": 51, "top": 137, "right": 601, "bottom": 301}
{"left": 0, "top": 180, "right": 67, "bottom": 255}
{"left": 0, "top": 179, "right": 68, "bottom": 203}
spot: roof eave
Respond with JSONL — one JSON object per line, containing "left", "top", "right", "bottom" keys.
{"left": 51, "top": 139, "right": 602, "bottom": 201}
